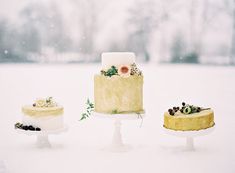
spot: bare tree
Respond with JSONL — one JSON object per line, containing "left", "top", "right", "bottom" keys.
{"left": 71, "top": 0, "right": 100, "bottom": 61}
{"left": 187, "top": 0, "right": 220, "bottom": 63}
{"left": 158, "top": 0, "right": 185, "bottom": 62}
{"left": 170, "top": 31, "right": 186, "bottom": 63}
{"left": 196, "top": 0, "right": 224, "bottom": 55}
{"left": 230, "top": 0, "right": 235, "bottom": 64}
{"left": 20, "top": 2, "right": 72, "bottom": 53}
{"left": 187, "top": 0, "right": 233, "bottom": 64}
{"left": 220, "top": 0, "right": 235, "bottom": 65}
{"left": 158, "top": 0, "right": 170, "bottom": 62}
{"left": 189, "top": 0, "right": 197, "bottom": 54}
{"left": 126, "top": 0, "right": 157, "bottom": 62}
{"left": 0, "top": 19, "right": 28, "bottom": 62}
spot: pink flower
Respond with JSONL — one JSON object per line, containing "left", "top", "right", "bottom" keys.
{"left": 118, "top": 65, "right": 131, "bottom": 78}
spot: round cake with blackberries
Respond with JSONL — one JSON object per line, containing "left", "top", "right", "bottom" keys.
{"left": 16, "top": 97, "right": 64, "bottom": 131}
{"left": 164, "top": 102, "right": 215, "bottom": 131}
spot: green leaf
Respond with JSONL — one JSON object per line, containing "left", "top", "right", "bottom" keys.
{"left": 112, "top": 110, "right": 118, "bottom": 114}
{"left": 79, "top": 116, "right": 85, "bottom": 121}
{"left": 80, "top": 99, "right": 94, "bottom": 121}
{"left": 104, "top": 66, "right": 118, "bottom": 77}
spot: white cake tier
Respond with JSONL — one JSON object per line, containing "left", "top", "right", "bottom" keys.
{"left": 22, "top": 114, "right": 64, "bottom": 131}
{"left": 101, "top": 52, "right": 135, "bottom": 69}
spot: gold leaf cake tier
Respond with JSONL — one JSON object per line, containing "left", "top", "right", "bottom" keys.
{"left": 164, "top": 109, "right": 215, "bottom": 131}
{"left": 94, "top": 75, "right": 143, "bottom": 114}
{"left": 22, "top": 105, "right": 64, "bottom": 117}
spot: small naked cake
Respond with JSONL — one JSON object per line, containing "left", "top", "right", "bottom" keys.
{"left": 94, "top": 52, "right": 144, "bottom": 114}
{"left": 164, "top": 102, "right": 215, "bottom": 131}
{"left": 15, "top": 97, "right": 64, "bottom": 131}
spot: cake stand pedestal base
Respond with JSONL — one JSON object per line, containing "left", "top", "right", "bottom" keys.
{"left": 164, "top": 126, "right": 215, "bottom": 151}
{"left": 16, "top": 125, "right": 68, "bottom": 148}
{"left": 94, "top": 112, "right": 145, "bottom": 152}
{"left": 36, "top": 135, "right": 51, "bottom": 148}
{"left": 104, "top": 119, "right": 131, "bottom": 152}
{"left": 186, "top": 137, "right": 194, "bottom": 150}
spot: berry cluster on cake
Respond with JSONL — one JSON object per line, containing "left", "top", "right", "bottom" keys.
{"left": 94, "top": 52, "right": 144, "bottom": 114}
{"left": 15, "top": 97, "right": 64, "bottom": 131}
{"left": 164, "top": 102, "right": 215, "bottom": 131}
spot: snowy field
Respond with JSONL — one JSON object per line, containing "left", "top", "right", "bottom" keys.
{"left": 0, "top": 64, "right": 235, "bottom": 173}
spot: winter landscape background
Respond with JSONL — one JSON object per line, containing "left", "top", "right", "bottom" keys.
{"left": 0, "top": 0, "right": 235, "bottom": 64}
{"left": 1, "top": 0, "right": 235, "bottom": 173}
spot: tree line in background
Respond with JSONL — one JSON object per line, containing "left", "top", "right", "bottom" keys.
{"left": 0, "top": 0, "right": 235, "bottom": 64}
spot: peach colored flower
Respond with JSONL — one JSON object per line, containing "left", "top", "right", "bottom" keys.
{"left": 35, "top": 99, "right": 46, "bottom": 107}
{"left": 118, "top": 65, "right": 131, "bottom": 78}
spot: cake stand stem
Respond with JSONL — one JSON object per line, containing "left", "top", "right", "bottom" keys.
{"left": 36, "top": 134, "right": 51, "bottom": 148}
{"left": 186, "top": 137, "right": 194, "bottom": 150}
{"left": 112, "top": 119, "right": 124, "bottom": 147}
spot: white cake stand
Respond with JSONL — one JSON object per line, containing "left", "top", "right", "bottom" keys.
{"left": 93, "top": 112, "right": 145, "bottom": 152}
{"left": 16, "top": 125, "right": 68, "bottom": 148}
{"left": 163, "top": 126, "right": 215, "bottom": 151}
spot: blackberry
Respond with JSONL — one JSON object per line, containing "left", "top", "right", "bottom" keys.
{"left": 28, "top": 125, "right": 35, "bottom": 131}
{"left": 197, "top": 107, "right": 201, "bottom": 112}
{"left": 35, "top": 127, "right": 41, "bottom": 131}
{"left": 23, "top": 126, "right": 29, "bottom": 130}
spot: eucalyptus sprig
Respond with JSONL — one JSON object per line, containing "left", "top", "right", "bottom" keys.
{"left": 101, "top": 66, "right": 118, "bottom": 77}
{"left": 46, "top": 96, "right": 53, "bottom": 103}
{"left": 80, "top": 99, "right": 94, "bottom": 121}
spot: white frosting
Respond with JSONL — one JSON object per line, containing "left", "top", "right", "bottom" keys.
{"left": 102, "top": 52, "right": 135, "bottom": 69}
{"left": 22, "top": 114, "right": 64, "bottom": 131}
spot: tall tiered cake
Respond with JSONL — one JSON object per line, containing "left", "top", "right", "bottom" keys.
{"left": 94, "top": 52, "right": 144, "bottom": 114}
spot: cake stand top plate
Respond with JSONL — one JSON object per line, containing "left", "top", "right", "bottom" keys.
{"left": 93, "top": 111, "right": 145, "bottom": 120}
{"left": 163, "top": 125, "right": 215, "bottom": 138}
{"left": 15, "top": 124, "right": 68, "bottom": 136}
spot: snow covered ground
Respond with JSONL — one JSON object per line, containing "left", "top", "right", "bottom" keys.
{"left": 0, "top": 64, "right": 235, "bottom": 173}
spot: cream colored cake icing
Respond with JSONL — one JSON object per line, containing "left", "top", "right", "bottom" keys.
{"left": 164, "top": 102, "right": 215, "bottom": 131}
{"left": 94, "top": 52, "right": 144, "bottom": 114}
{"left": 22, "top": 106, "right": 63, "bottom": 116}
{"left": 20, "top": 97, "right": 64, "bottom": 131}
